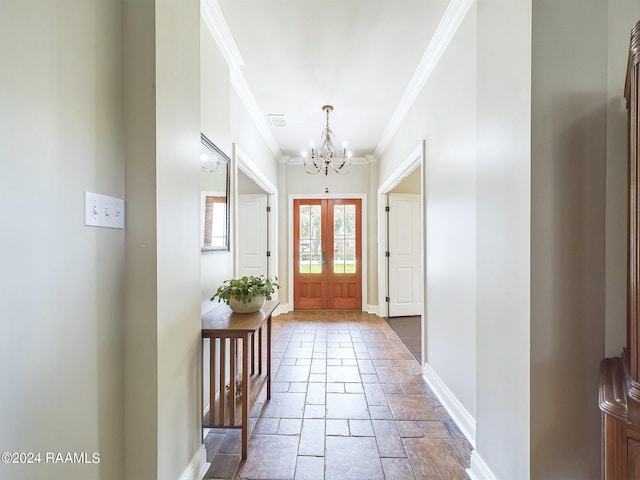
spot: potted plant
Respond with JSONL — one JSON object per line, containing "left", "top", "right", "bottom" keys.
{"left": 210, "top": 275, "right": 279, "bottom": 313}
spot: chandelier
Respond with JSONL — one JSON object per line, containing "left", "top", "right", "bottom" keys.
{"left": 302, "top": 105, "right": 352, "bottom": 176}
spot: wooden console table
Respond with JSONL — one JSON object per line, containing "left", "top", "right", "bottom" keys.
{"left": 201, "top": 299, "right": 278, "bottom": 459}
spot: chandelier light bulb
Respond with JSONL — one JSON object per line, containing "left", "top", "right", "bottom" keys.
{"left": 302, "top": 150, "right": 308, "bottom": 158}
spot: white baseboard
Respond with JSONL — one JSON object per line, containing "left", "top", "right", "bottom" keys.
{"left": 274, "top": 303, "right": 291, "bottom": 316}
{"left": 422, "top": 362, "right": 476, "bottom": 448}
{"left": 179, "top": 444, "right": 209, "bottom": 480}
{"left": 466, "top": 450, "right": 497, "bottom": 480}
{"left": 273, "top": 304, "right": 378, "bottom": 316}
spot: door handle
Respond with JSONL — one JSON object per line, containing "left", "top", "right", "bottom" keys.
{"left": 321, "top": 252, "right": 326, "bottom": 264}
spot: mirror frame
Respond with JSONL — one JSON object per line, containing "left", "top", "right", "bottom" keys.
{"left": 200, "top": 133, "right": 230, "bottom": 252}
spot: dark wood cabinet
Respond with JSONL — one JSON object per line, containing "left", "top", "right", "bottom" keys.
{"left": 599, "top": 19, "right": 640, "bottom": 480}
{"left": 629, "top": 438, "right": 640, "bottom": 478}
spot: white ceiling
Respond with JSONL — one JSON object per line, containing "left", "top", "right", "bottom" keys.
{"left": 214, "top": 0, "right": 451, "bottom": 159}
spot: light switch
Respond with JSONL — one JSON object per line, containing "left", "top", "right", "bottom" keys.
{"left": 84, "top": 191, "right": 125, "bottom": 229}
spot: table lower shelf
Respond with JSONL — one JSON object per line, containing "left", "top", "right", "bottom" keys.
{"left": 203, "top": 372, "right": 268, "bottom": 428}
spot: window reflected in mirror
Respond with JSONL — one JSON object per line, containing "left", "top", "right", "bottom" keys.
{"left": 200, "top": 134, "right": 230, "bottom": 252}
{"left": 202, "top": 194, "right": 226, "bottom": 247}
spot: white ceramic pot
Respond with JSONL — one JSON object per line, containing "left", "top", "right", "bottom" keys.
{"left": 228, "top": 295, "right": 265, "bottom": 314}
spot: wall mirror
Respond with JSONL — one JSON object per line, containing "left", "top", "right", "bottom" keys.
{"left": 200, "top": 133, "right": 230, "bottom": 252}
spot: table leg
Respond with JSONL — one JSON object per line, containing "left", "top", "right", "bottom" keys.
{"left": 219, "top": 339, "right": 226, "bottom": 425}
{"left": 258, "top": 326, "right": 263, "bottom": 375}
{"left": 267, "top": 315, "right": 271, "bottom": 400}
{"left": 209, "top": 338, "right": 216, "bottom": 425}
{"left": 230, "top": 338, "right": 236, "bottom": 425}
{"left": 251, "top": 332, "right": 255, "bottom": 375}
{"left": 241, "top": 333, "right": 250, "bottom": 459}
{"left": 201, "top": 337, "right": 205, "bottom": 426}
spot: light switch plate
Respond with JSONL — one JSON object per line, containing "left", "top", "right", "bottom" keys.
{"left": 84, "top": 191, "right": 125, "bottom": 229}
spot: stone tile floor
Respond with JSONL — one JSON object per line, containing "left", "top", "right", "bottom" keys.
{"left": 204, "top": 310, "right": 471, "bottom": 480}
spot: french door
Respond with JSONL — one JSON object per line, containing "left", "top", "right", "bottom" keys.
{"left": 293, "top": 198, "right": 362, "bottom": 310}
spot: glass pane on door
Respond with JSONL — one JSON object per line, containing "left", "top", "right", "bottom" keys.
{"left": 299, "top": 204, "right": 322, "bottom": 274}
{"left": 333, "top": 204, "right": 356, "bottom": 274}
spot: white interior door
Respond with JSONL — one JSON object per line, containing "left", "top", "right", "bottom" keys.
{"left": 238, "top": 194, "right": 268, "bottom": 277}
{"left": 388, "top": 193, "right": 422, "bottom": 316}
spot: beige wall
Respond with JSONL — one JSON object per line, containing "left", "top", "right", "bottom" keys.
{"left": 200, "top": 20, "right": 280, "bottom": 313}
{"left": 124, "top": 0, "right": 201, "bottom": 478}
{"left": 239, "top": 170, "right": 267, "bottom": 194}
{"left": 0, "top": 1, "right": 125, "bottom": 479}
{"left": 123, "top": 1, "right": 158, "bottom": 478}
{"left": 155, "top": 1, "right": 201, "bottom": 478}
{"left": 389, "top": 168, "right": 421, "bottom": 194}
{"left": 201, "top": 18, "right": 232, "bottom": 157}
{"left": 382, "top": 2, "right": 533, "bottom": 478}
{"left": 378, "top": 6, "right": 478, "bottom": 424}
{"left": 475, "top": 1, "right": 532, "bottom": 478}
{"left": 200, "top": 18, "right": 233, "bottom": 313}
{"left": 230, "top": 91, "right": 279, "bottom": 187}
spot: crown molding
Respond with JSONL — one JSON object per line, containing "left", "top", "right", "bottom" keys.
{"left": 201, "top": 0, "right": 282, "bottom": 160}
{"left": 374, "top": 0, "right": 474, "bottom": 159}
{"left": 201, "top": 0, "right": 245, "bottom": 68}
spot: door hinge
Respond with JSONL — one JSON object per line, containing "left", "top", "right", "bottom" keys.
{"left": 385, "top": 296, "right": 390, "bottom": 303}
{"left": 385, "top": 251, "right": 390, "bottom": 257}
{"left": 266, "top": 251, "right": 271, "bottom": 257}
{"left": 266, "top": 206, "right": 271, "bottom": 212}
{"left": 385, "top": 206, "right": 390, "bottom": 212}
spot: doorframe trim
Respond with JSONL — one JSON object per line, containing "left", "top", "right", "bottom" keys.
{"left": 288, "top": 193, "right": 368, "bottom": 311}
{"left": 377, "top": 140, "right": 425, "bottom": 361}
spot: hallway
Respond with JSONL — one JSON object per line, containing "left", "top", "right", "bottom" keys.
{"left": 203, "top": 310, "right": 471, "bottom": 479}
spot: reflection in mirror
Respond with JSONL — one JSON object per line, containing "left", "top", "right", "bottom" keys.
{"left": 200, "top": 134, "right": 230, "bottom": 252}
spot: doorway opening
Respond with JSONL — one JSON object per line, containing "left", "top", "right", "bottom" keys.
{"left": 234, "top": 145, "right": 278, "bottom": 285}
{"left": 378, "top": 141, "right": 425, "bottom": 364}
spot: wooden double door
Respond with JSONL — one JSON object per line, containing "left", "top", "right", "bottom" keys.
{"left": 293, "top": 198, "right": 362, "bottom": 310}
